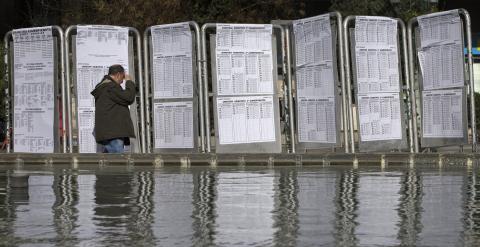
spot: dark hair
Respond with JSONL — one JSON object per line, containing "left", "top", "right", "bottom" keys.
{"left": 108, "top": 64, "right": 125, "bottom": 75}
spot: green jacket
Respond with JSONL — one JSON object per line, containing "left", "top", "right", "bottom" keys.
{"left": 91, "top": 76, "right": 136, "bottom": 143}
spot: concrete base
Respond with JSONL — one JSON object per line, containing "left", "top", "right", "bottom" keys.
{"left": 0, "top": 152, "right": 478, "bottom": 167}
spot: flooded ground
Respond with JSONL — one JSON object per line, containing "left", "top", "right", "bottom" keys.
{"left": 1, "top": 165, "right": 479, "bottom": 246}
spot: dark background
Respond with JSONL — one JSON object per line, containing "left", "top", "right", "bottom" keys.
{"left": 1, "top": 0, "right": 478, "bottom": 37}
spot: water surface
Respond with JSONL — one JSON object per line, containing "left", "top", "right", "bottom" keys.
{"left": 1, "top": 165, "right": 479, "bottom": 246}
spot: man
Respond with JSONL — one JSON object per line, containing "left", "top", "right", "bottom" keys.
{"left": 91, "top": 64, "right": 136, "bottom": 153}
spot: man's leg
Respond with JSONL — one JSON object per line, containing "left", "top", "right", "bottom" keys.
{"left": 103, "top": 138, "right": 124, "bottom": 153}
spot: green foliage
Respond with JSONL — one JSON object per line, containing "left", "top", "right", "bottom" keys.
{"left": 330, "top": 0, "right": 393, "bottom": 17}
{"left": 330, "top": 0, "right": 439, "bottom": 22}
{"left": 24, "top": 0, "right": 442, "bottom": 31}
{"left": 56, "top": 0, "right": 306, "bottom": 32}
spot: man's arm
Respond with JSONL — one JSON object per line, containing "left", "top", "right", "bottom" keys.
{"left": 108, "top": 80, "right": 136, "bottom": 106}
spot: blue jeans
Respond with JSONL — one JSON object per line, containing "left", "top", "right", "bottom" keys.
{"left": 102, "top": 138, "right": 124, "bottom": 153}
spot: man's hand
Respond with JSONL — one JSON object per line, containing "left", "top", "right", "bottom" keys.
{"left": 124, "top": 74, "right": 132, "bottom": 81}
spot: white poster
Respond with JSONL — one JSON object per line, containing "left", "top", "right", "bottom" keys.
{"left": 293, "top": 14, "right": 333, "bottom": 67}
{"left": 151, "top": 22, "right": 193, "bottom": 99}
{"left": 355, "top": 48, "right": 400, "bottom": 93}
{"left": 153, "top": 101, "right": 194, "bottom": 148}
{"left": 417, "top": 10, "right": 462, "bottom": 48}
{"left": 77, "top": 108, "right": 96, "bottom": 153}
{"left": 417, "top": 44, "right": 464, "bottom": 90}
{"left": 417, "top": 10, "right": 464, "bottom": 90}
{"left": 75, "top": 25, "right": 129, "bottom": 153}
{"left": 357, "top": 93, "right": 402, "bottom": 141}
{"left": 216, "top": 95, "right": 276, "bottom": 144}
{"left": 215, "top": 24, "right": 274, "bottom": 95}
{"left": 297, "top": 97, "right": 336, "bottom": 143}
{"left": 76, "top": 25, "right": 129, "bottom": 107}
{"left": 355, "top": 16, "right": 398, "bottom": 48}
{"left": 12, "top": 26, "right": 55, "bottom": 153}
{"left": 422, "top": 89, "right": 463, "bottom": 138}
{"left": 354, "top": 16, "right": 400, "bottom": 93}
{"left": 296, "top": 62, "right": 335, "bottom": 98}
{"left": 216, "top": 24, "right": 272, "bottom": 51}
{"left": 293, "top": 15, "right": 338, "bottom": 145}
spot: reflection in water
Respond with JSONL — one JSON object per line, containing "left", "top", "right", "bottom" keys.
{"left": 191, "top": 170, "right": 217, "bottom": 246}
{"left": 52, "top": 173, "right": 79, "bottom": 246}
{"left": 75, "top": 174, "right": 95, "bottom": 244}
{"left": 154, "top": 171, "right": 194, "bottom": 246}
{"left": 334, "top": 169, "right": 359, "bottom": 246}
{"left": 0, "top": 172, "right": 16, "bottom": 245}
{"left": 3, "top": 167, "right": 480, "bottom": 246}
{"left": 273, "top": 169, "right": 298, "bottom": 246}
{"left": 419, "top": 172, "right": 464, "bottom": 246}
{"left": 357, "top": 172, "right": 401, "bottom": 246}
{"left": 215, "top": 171, "right": 275, "bottom": 246}
{"left": 296, "top": 169, "right": 337, "bottom": 246}
{"left": 397, "top": 169, "right": 423, "bottom": 246}
{"left": 129, "top": 171, "right": 155, "bottom": 245}
{"left": 16, "top": 176, "right": 56, "bottom": 243}
{"left": 94, "top": 173, "right": 136, "bottom": 245}
{"left": 462, "top": 169, "right": 480, "bottom": 245}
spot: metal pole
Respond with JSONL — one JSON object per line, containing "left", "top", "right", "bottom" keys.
{"left": 190, "top": 21, "right": 206, "bottom": 153}
{"left": 342, "top": 16, "right": 356, "bottom": 153}
{"left": 460, "top": 9, "right": 477, "bottom": 152}
{"left": 283, "top": 26, "right": 295, "bottom": 153}
{"left": 334, "top": 11, "right": 349, "bottom": 153}
{"left": 201, "top": 24, "right": 215, "bottom": 152}
{"left": 3, "top": 32, "right": 12, "bottom": 153}
{"left": 407, "top": 19, "right": 420, "bottom": 152}
{"left": 398, "top": 20, "right": 414, "bottom": 153}
{"left": 143, "top": 27, "right": 152, "bottom": 153}
{"left": 129, "top": 27, "right": 146, "bottom": 153}
{"left": 52, "top": 26, "right": 67, "bottom": 153}
{"left": 64, "top": 26, "right": 75, "bottom": 153}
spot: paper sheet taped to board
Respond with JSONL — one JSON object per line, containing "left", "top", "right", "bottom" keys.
{"left": 216, "top": 95, "right": 276, "bottom": 145}
{"left": 13, "top": 26, "right": 55, "bottom": 153}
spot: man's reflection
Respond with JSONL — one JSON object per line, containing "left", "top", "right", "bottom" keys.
{"left": 94, "top": 173, "right": 135, "bottom": 244}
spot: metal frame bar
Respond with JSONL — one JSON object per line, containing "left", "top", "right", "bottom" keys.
{"left": 3, "top": 26, "right": 66, "bottom": 153}
{"left": 143, "top": 21, "right": 205, "bottom": 153}
{"left": 3, "top": 32, "right": 11, "bottom": 153}
{"left": 142, "top": 28, "right": 150, "bottom": 152}
{"left": 56, "top": 26, "right": 67, "bottom": 153}
{"left": 64, "top": 26, "right": 74, "bottom": 152}
{"left": 64, "top": 25, "right": 146, "bottom": 153}
{"left": 335, "top": 11, "right": 349, "bottom": 153}
{"left": 462, "top": 9, "right": 477, "bottom": 152}
{"left": 342, "top": 16, "right": 357, "bottom": 153}
{"left": 406, "top": 18, "right": 420, "bottom": 153}
{"left": 285, "top": 26, "right": 295, "bottom": 153}
{"left": 343, "top": 16, "right": 412, "bottom": 153}
{"left": 398, "top": 20, "right": 414, "bottom": 153}
{"left": 130, "top": 27, "right": 146, "bottom": 153}
{"left": 407, "top": 9, "right": 476, "bottom": 152}
{"left": 201, "top": 23, "right": 290, "bottom": 153}
{"left": 200, "top": 24, "right": 212, "bottom": 152}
